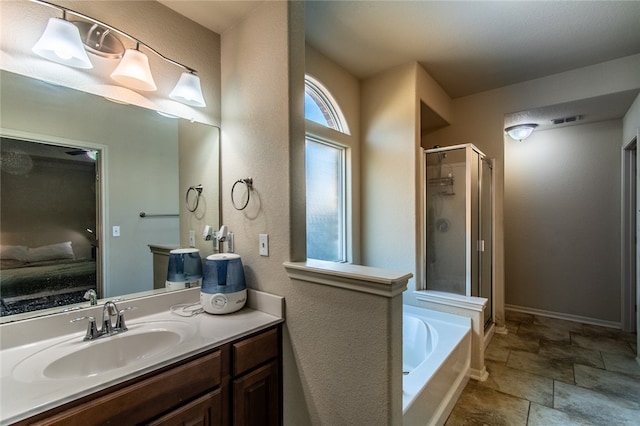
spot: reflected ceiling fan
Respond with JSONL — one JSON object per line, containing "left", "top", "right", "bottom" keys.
{"left": 65, "top": 149, "right": 98, "bottom": 160}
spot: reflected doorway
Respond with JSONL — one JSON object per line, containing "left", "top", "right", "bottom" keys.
{"left": 0, "top": 137, "right": 100, "bottom": 316}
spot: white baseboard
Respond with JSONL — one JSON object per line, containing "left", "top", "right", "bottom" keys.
{"left": 505, "top": 304, "right": 621, "bottom": 329}
{"left": 469, "top": 366, "right": 488, "bottom": 382}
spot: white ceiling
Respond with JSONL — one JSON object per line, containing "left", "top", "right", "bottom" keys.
{"left": 160, "top": 0, "right": 640, "bottom": 126}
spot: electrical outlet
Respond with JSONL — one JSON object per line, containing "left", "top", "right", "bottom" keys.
{"left": 112, "top": 226, "right": 120, "bottom": 237}
{"left": 259, "top": 234, "right": 269, "bottom": 256}
{"left": 189, "top": 230, "right": 196, "bottom": 247}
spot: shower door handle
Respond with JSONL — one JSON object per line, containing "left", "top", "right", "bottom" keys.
{"left": 477, "top": 240, "right": 485, "bottom": 252}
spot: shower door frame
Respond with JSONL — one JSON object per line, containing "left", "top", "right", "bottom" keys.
{"left": 421, "top": 143, "right": 495, "bottom": 325}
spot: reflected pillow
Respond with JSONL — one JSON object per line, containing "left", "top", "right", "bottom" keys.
{"left": 28, "top": 241, "right": 76, "bottom": 262}
{"left": 0, "top": 245, "right": 29, "bottom": 261}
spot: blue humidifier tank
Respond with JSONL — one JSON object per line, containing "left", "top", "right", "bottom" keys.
{"left": 166, "top": 248, "right": 203, "bottom": 290}
{"left": 200, "top": 253, "right": 247, "bottom": 314}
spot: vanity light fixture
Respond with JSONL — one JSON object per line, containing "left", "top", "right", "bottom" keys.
{"left": 111, "top": 45, "right": 157, "bottom": 92}
{"left": 505, "top": 123, "right": 538, "bottom": 141}
{"left": 170, "top": 71, "right": 206, "bottom": 107}
{"left": 32, "top": 11, "right": 93, "bottom": 69}
{"left": 31, "top": 0, "right": 205, "bottom": 105}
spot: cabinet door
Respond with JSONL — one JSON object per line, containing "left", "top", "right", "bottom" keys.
{"left": 147, "top": 389, "right": 222, "bottom": 426}
{"left": 233, "top": 361, "right": 279, "bottom": 426}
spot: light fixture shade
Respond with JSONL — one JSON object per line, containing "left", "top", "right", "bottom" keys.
{"left": 170, "top": 72, "right": 206, "bottom": 107}
{"left": 32, "top": 18, "right": 93, "bottom": 69}
{"left": 111, "top": 48, "right": 157, "bottom": 91}
{"left": 505, "top": 123, "right": 538, "bottom": 141}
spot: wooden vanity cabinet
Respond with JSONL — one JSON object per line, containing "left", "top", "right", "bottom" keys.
{"left": 15, "top": 324, "right": 281, "bottom": 426}
{"left": 232, "top": 327, "right": 280, "bottom": 426}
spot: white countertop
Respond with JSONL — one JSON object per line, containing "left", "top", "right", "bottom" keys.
{"left": 0, "top": 288, "right": 284, "bottom": 425}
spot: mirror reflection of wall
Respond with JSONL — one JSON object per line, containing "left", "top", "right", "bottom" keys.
{"left": 1, "top": 70, "right": 181, "bottom": 317}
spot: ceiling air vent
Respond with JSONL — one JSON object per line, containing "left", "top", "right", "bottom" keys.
{"left": 551, "top": 115, "right": 582, "bottom": 125}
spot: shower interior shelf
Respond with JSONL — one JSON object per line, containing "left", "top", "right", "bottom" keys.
{"left": 428, "top": 176, "right": 455, "bottom": 196}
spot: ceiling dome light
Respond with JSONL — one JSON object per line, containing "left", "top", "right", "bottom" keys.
{"left": 170, "top": 72, "right": 206, "bottom": 107}
{"left": 111, "top": 47, "right": 157, "bottom": 91}
{"left": 505, "top": 123, "right": 538, "bottom": 141}
{"left": 32, "top": 18, "right": 93, "bottom": 69}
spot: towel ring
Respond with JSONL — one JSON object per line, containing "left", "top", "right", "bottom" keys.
{"left": 231, "top": 178, "right": 253, "bottom": 211}
{"left": 186, "top": 184, "right": 203, "bottom": 212}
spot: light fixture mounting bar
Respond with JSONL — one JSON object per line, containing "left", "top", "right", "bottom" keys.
{"left": 30, "top": 0, "right": 198, "bottom": 74}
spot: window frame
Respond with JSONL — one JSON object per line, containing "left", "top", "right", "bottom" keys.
{"left": 305, "top": 135, "right": 348, "bottom": 262}
{"left": 304, "top": 75, "right": 353, "bottom": 263}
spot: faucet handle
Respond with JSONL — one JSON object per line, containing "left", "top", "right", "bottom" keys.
{"left": 71, "top": 316, "right": 99, "bottom": 341}
{"left": 115, "top": 306, "right": 137, "bottom": 331}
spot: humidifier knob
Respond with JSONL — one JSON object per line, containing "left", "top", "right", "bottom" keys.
{"left": 212, "top": 295, "right": 227, "bottom": 308}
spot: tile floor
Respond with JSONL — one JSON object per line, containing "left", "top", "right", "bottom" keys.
{"left": 445, "top": 310, "right": 640, "bottom": 425}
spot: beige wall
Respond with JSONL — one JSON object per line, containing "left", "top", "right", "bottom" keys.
{"left": 621, "top": 94, "right": 639, "bottom": 348}
{"left": 222, "top": 3, "right": 404, "bottom": 424}
{"left": 0, "top": 148, "right": 95, "bottom": 259}
{"left": 361, "top": 64, "right": 419, "bottom": 283}
{"left": 623, "top": 94, "right": 640, "bottom": 145}
{"left": 505, "top": 120, "right": 622, "bottom": 322}
{"left": 429, "top": 54, "right": 640, "bottom": 326}
{"left": 178, "top": 121, "right": 220, "bottom": 256}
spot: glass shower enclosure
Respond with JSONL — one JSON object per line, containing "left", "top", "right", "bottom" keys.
{"left": 424, "top": 144, "right": 493, "bottom": 328}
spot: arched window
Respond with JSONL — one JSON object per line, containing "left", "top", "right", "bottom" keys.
{"left": 304, "top": 75, "right": 350, "bottom": 262}
{"left": 304, "top": 76, "right": 350, "bottom": 135}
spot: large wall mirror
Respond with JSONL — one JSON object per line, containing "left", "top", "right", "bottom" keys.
{"left": 1, "top": 70, "right": 220, "bottom": 322}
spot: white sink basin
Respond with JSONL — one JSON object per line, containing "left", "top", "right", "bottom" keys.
{"left": 12, "top": 320, "right": 194, "bottom": 382}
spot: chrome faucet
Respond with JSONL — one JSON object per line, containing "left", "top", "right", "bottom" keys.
{"left": 71, "top": 301, "right": 136, "bottom": 341}
{"left": 102, "top": 301, "right": 119, "bottom": 334}
{"left": 84, "top": 289, "right": 98, "bottom": 306}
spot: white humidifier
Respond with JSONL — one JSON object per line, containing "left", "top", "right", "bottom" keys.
{"left": 200, "top": 253, "right": 247, "bottom": 314}
{"left": 166, "top": 248, "right": 203, "bottom": 290}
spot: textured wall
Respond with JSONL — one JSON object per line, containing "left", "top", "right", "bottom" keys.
{"left": 221, "top": 3, "right": 403, "bottom": 424}
{"left": 505, "top": 120, "right": 622, "bottom": 322}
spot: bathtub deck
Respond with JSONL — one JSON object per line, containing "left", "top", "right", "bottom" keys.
{"left": 403, "top": 305, "right": 472, "bottom": 426}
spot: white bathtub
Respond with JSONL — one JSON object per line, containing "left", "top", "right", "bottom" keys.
{"left": 402, "top": 305, "right": 471, "bottom": 426}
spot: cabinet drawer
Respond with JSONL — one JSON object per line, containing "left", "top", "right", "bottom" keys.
{"left": 31, "top": 350, "right": 222, "bottom": 425}
{"left": 147, "top": 388, "right": 222, "bottom": 426}
{"left": 232, "top": 328, "right": 278, "bottom": 376}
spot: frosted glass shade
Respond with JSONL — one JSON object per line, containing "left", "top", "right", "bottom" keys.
{"left": 170, "top": 72, "right": 206, "bottom": 107}
{"left": 32, "top": 18, "right": 92, "bottom": 69}
{"left": 505, "top": 124, "right": 538, "bottom": 141}
{"left": 111, "top": 48, "right": 157, "bottom": 91}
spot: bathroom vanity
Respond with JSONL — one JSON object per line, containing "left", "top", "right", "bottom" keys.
{"left": 0, "top": 288, "right": 283, "bottom": 426}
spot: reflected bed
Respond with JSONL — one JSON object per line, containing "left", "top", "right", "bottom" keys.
{"left": 1, "top": 258, "right": 96, "bottom": 317}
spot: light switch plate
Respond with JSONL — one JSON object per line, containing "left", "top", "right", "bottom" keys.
{"left": 259, "top": 234, "right": 269, "bottom": 256}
